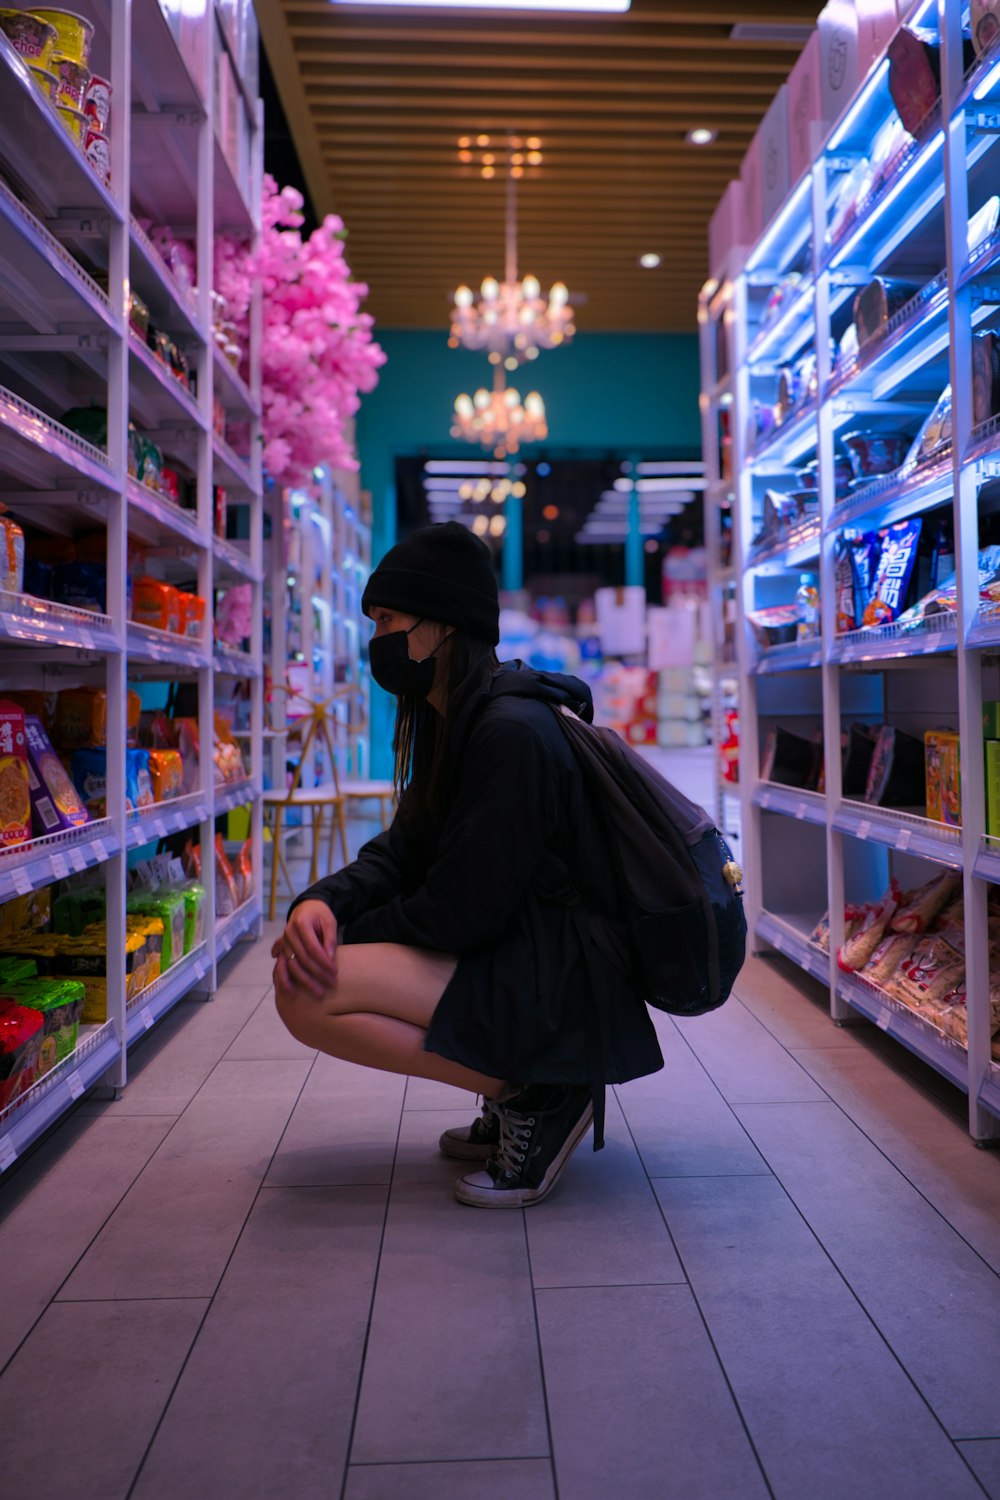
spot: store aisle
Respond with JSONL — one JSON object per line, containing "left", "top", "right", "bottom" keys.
{"left": 2, "top": 865, "right": 1000, "bottom": 1498}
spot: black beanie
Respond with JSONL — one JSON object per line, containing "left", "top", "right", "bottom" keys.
{"left": 362, "top": 520, "right": 500, "bottom": 645}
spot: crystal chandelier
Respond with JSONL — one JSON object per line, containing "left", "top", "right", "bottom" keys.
{"left": 449, "top": 135, "right": 576, "bottom": 368}
{"left": 451, "top": 367, "right": 548, "bottom": 458}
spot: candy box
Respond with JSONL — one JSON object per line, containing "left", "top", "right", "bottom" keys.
{"left": 0, "top": 997, "right": 43, "bottom": 1109}
{"left": 987, "top": 741, "right": 1000, "bottom": 840}
{"left": 24, "top": 715, "right": 90, "bottom": 834}
{"left": 924, "top": 730, "right": 961, "bottom": 827}
{"left": 0, "top": 700, "right": 31, "bottom": 849}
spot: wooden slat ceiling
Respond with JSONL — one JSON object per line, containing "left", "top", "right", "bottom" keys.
{"left": 258, "top": 0, "right": 819, "bottom": 331}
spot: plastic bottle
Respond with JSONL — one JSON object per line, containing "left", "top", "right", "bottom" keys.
{"left": 795, "top": 572, "right": 820, "bottom": 640}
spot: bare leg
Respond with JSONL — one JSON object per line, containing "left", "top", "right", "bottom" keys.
{"left": 275, "top": 942, "right": 505, "bottom": 1096}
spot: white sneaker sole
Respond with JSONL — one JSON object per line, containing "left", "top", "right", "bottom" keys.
{"left": 452, "top": 1101, "right": 594, "bottom": 1208}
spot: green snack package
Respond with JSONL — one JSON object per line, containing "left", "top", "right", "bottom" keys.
{"left": 0, "top": 957, "right": 39, "bottom": 985}
{"left": 8, "top": 978, "right": 86, "bottom": 1071}
{"left": 181, "top": 882, "right": 206, "bottom": 954}
{"left": 52, "top": 886, "right": 106, "bottom": 937}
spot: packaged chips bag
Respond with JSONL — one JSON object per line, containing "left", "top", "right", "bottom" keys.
{"left": 862, "top": 519, "right": 922, "bottom": 627}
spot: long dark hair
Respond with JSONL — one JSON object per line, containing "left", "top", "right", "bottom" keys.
{"left": 393, "top": 629, "right": 499, "bottom": 829}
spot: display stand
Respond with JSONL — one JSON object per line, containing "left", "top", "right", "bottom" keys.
{"left": 0, "top": 0, "right": 263, "bottom": 1173}
{"left": 701, "top": 1, "right": 1000, "bottom": 1141}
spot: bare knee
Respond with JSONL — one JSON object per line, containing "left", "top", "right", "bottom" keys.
{"left": 275, "top": 986, "right": 325, "bottom": 1047}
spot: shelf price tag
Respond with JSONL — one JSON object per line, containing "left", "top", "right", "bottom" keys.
{"left": 796, "top": 803, "right": 807, "bottom": 820}
{"left": 50, "top": 852, "right": 69, "bottom": 880}
{"left": 141, "top": 1007, "right": 154, "bottom": 1031}
{"left": 10, "top": 866, "right": 33, "bottom": 895}
{"left": 857, "top": 820, "right": 871, "bottom": 841}
{"left": 67, "top": 846, "right": 87, "bottom": 872}
{"left": 877, "top": 1009, "right": 892, "bottom": 1032}
{"left": 896, "top": 828, "right": 913, "bottom": 851}
{"left": 760, "top": 791, "right": 772, "bottom": 808}
{"left": 153, "top": 820, "right": 168, "bottom": 839}
{"left": 772, "top": 930, "right": 786, "bottom": 953}
{"left": 92, "top": 838, "right": 108, "bottom": 863}
{"left": 66, "top": 1070, "right": 84, "bottom": 1100}
{"left": 0, "top": 1135, "right": 16, "bottom": 1171}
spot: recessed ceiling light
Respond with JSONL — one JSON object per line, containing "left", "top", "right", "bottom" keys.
{"left": 686, "top": 128, "right": 717, "bottom": 146}
{"left": 639, "top": 253, "right": 661, "bottom": 269}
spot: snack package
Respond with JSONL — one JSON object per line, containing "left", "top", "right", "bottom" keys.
{"left": 924, "top": 731, "right": 961, "bottom": 828}
{"left": 0, "top": 958, "right": 38, "bottom": 986}
{"left": 182, "top": 838, "right": 202, "bottom": 880}
{"left": 52, "top": 884, "right": 106, "bottom": 937}
{"left": 127, "top": 891, "right": 184, "bottom": 971}
{"left": 0, "top": 999, "right": 44, "bottom": 1109}
{"left": 748, "top": 605, "right": 801, "bottom": 650}
{"left": 72, "top": 749, "right": 110, "bottom": 818}
{"left": 235, "top": 840, "right": 253, "bottom": 907}
{"left": 853, "top": 278, "right": 920, "bottom": 348}
{"left": 0, "top": 701, "right": 31, "bottom": 849}
{"left": 842, "top": 723, "right": 878, "bottom": 797}
{"left": 810, "top": 905, "right": 864, "bottom": 955}
{"left": 215, "top": 834, "right": 238, "bottom": 916}
{"left": 905, "top": 385, "right": 952, "bottom": 467}
{"left": 760, "top": 726, "right": 818, "bottom": 788}
{"left": 8, "top": 978, "right": 85, "bottom": 1072}
{"left": 0, "top": 511, "right": 25, "bottom": 594}
{"left": 148, "top": 749, "right": 183, "bottom": 804}
{"left": 132, "top": 576, "right": 181, "bottom": 634}
{"left": 887, "top": 27, "right": 942, "bottom": 137}
{"left": 0, "top": 889, "right": 50, "bottom": 942}
{"left": 126, "top": 748, "right": 154, "bottom": 809}
{"left": 890, "top": 871, "right": 962, "bottom": 935}
{"left": 53, "top": 562, "right": 106, "bottom": 614}
{"left": 972, "top": 0, "right": 1000, "bottom": 55}
{"left": 838, "top": 883, "right": 901, "bottom": 972}
{"left": 181, "top": 882, "right": 206, "bottom": 953}
{"left": 24, "top": 716, "right": 90, "bottom": 834}
{"left": 848, "top": 534, "right": 881, "bottom": 629}
{"left": 862, "top": 932, "right": 914, "bottom": 986}
{"left": 54, "top": 686, "right": 107, "bottom": 750}
{"left": 862, "top": 519, "right": 922, "bottom": 627}
{"left": 973, "top": 331, "right": 1000, "bottom": 428}
{"left": 178, "top": 592, "right": 206, "bottom": 641}
{"left": 865, "top": 725, "right": 927, "bottom": 807}
{"left": 888, "top": 933, "right": 965, "bottom": 1013}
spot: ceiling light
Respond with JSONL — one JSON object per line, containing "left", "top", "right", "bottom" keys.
{"left": 332, "top": 0, "right": 630, "bottom": 9}
{"left": 639, "top": 253, "right": 661, "bottom": 269}
{"left": 685, "top": 128, "right": 717, "bottom": 146}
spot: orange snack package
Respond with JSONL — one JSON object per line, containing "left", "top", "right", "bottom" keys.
{"left": 54, "top": 686, "right": 106, "bottom": 750}
{"left": 148, "top": 749, "right": 183, "bottom": 803}
{"left": 132, "top": 577, "right": 181, "bottom": 634}
{"left": 178, "top": 592, "right": 206, "bottom": 640}
{"left": 0, "top": 701, "right": 32, "bottom": 848}
{"left": 215, "top": 834, "right": 238, "bottom": 916}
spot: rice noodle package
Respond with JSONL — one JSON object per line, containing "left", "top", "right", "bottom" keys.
{"left": 0, "top": 700, "right": 31, "bottom": 849}
{"left": 838, "top": 883, "right": 902, "bottom": 972}
{"left": 862, "top": 932, "right": 914, "bottom": 987}
{"left": 890, "top": 870, "right": 961, "bottom": 934}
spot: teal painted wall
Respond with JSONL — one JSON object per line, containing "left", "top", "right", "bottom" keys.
{"left": 354, "top": 328, "right": 701, "bottom": 773}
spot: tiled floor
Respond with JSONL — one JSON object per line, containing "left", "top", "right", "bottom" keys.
{"left": 3, "top": 827, "right": 1000, "bottom": 1496}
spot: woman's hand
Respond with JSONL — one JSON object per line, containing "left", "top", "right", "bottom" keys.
{"left": 271, "top": 899, "right": 339, "bottom": 1003}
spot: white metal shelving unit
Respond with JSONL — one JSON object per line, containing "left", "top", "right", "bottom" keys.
{"left": 0, "top": 0, "right": 263, "bottom": 1174}
{"left": 701, "top": 3, "right": 1000, "bottom": 1142}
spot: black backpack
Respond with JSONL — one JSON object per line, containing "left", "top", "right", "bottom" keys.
{"left": 549, "top": 704, "right": 747, "bottom": 1018}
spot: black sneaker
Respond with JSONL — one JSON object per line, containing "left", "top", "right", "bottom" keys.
{"left": 438, "top": 1097, "right": 502, "bottom": 1161}
{"left": 453, "top": 1085, "right": 593, "bottom": 1208}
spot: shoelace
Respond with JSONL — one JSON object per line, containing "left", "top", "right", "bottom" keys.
{"left": 493, "top": 1109, "right": 535, "bottom": 1175}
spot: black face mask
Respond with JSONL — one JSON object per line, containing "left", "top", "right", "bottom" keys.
{"left": 369, "top": 621, "right": 443, "bottom": 698}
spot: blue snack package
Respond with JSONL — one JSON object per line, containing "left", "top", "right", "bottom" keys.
{"left": 126, "top": 748, "right": 154, "bottom": 809}
{"left": 845, "top": 532, "right": 881, "bottom": 628}
{"left": 862, "top": 518, "right": 922, "bottom": 626}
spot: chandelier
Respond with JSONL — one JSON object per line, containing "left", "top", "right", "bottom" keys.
{"left": 451, "top": 368, "right": 548, "bottom": 458}
{"left": 449, "top": 135, "right": 576, "bottom": 367}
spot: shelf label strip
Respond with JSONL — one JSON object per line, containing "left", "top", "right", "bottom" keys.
{"left": 0, "top": 1135, "right": 16, "bottom": 1170}
{"left": 66, "top": 1070, "right": 84, "bottom": 1100}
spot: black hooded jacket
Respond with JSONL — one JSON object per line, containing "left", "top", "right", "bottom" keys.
{"left": 289, "top": 663, "right": 664, "bottom": 1124}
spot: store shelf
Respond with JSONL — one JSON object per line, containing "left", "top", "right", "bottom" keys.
{"left": 746, "top": 518, "right": 821, "bottom": 570}
{"left": 825, "top": 123, "right": 940, "bottom": 274}
{"left": 832, "top": 801, "right": 963, "bottom": 867}
{"left": 216, "top": 898, "right": 261, "bottom": 961}
{"left": 825, "top": 448, "right": 953, "bottom": 535}
{"left": 214, "top": 136, "right": 255, "bottom": 238}
{"left": 980, "top": 1061, "right": 1000, "bottom": 1123}
{"left": 830, "top": 612, "right": 958, "bottom": 664}
{"left": 0, "top": 33, "right": 123, "bottom": 224}
{"left": 0, "top": 593, "right": 118, "bottom": 655}
{"left": 967, "top": 413, "right": 1000, "bottom": 469}
{"left": 747, "top": 401, "right": 818, "bottom": 469}
{"left": 126, "top": 943, "right": 212, "bottom": 1046}
{"left": 215, "top": 778, "right": 259, "bottom": 815}
{"left": 836, "top": 969, "right": 969, "bottom": 1093}
{"left": 127, "top": 621, "right": 210, "bottom": 671}
{"left": 959, "top": 226, "right": 1000, "bottom": 293}
{"left": 753, "top": 639, "right": 822, "bottom": 673}
{"left": 213, "top": 435, "right": 254, "bottom": 493}
{"left": 0, "top": 819, "right": 118, "bottom": 902}
{"left": 214, "top": 642, "right": 262, "bottom": 678}
{"left": 756, "top": 910, "right": 830, "bottom": 983}
{"left": 129, "top": 0, "right": 205, "bottom": 227}
{"left": 214, "top": 536, "right": 261, "bottom": 585}
{"left": 0, "top": 381, "right": 117, "bottom": 492}
{"left": 129, "top": 333, "right": 204, "bottom": 431}
{"left": 0, "top": 1021, "right": 121, "bottom": 1174}
{"left": 127, "top": 478, "right": 208, "bottom": 552}
{"left": 0, "top": 176, "right": 118, "bottom": 335}
{"left": 974, "top": 837, "right": 1000, "bottom": 885}
{"left": 213, "top": 345, "right": 259, "bottom": 418}
{"left": 745, "top": 173, "right": 812, "bottom": 281}
{"left": 129, "top": 217, "right": 204, "bottom": 344}
{"left": 954, "top": 37, "right": 1000, "bottom": 117}
{"left": 746, "top": 278, "right": 815, "bottom": 369}
{"left": 127, "top": 791, "right": 211, "bottom": 849}
{"left": 754, "top": 783, "right": 826, "bottom": 826}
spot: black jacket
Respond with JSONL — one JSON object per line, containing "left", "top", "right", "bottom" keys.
{"left": 290, "top": 663, "right": 664, "bottom": 1133}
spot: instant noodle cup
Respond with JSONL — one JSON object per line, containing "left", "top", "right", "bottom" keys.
{"left": 82, "top": 69, "right": 108, "bottom": 129}
{"left": 29, "top": 8, "right": 93, "bottom": 65}
{"left": 57, "top": 102, "right": 87, "bottom": 143}
{"left": 83, "top": 124, "right": 109, "bottom": 186}
{"left": 0, "top": 701, "right": 31, "bottom": 849}
{"left": 52, "top": 52, "right": 87, "bottom": 109}
{"left": 0, "top": 10, "right": 57, "bottom": 69}
{"left": 29, "top": 65, "right": 58, "bottom": 101}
